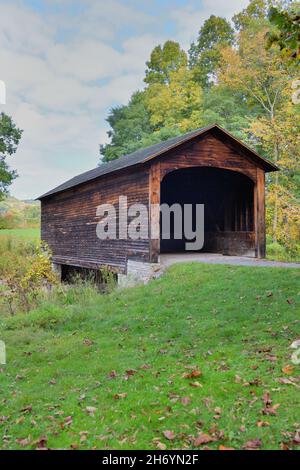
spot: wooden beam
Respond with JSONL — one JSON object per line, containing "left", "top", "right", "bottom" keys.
{"left": 149, "top": 162, "right": 161, "bottom": 262}
{"left": 255, "top": 168, "right": 266, "bottom": 258}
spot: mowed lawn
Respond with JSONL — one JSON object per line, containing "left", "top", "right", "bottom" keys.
{"left": 0, "top": 262, "right": 299, "bottom": 450}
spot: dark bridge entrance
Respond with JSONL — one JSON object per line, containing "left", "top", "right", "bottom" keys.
{"left": 160, "top": 167, "right": 255, "bottom": 256}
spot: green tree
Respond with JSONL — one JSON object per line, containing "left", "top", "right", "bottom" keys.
{"left": 201, "top": 85, "right": 258, "bottom": 139}
{"left": 189, "top": 15, "right": 234, "bottom": 87}
{"left": 144, "top": 41, "right": 187, "bottom": 85}
{"left": 266, "top": 2, "right": 300, "bottom": 61}
{"left": 100, "top": 91, "right": 153, "bottom": 162}
{"left": 232, "top": 0, "right": 274, "bottom": 30}
{"left": 0, "top": 113, "right": 23, "bottom": 200}
{"left": 145, "top": 66, "right": 203, "bottom": 133}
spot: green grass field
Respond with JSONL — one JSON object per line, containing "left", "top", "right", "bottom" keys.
{"left": 0, "top": 262, "right": 299, "bottom": 450}
{"left": 0, "top": 228, "right": 40, "bottom": 241}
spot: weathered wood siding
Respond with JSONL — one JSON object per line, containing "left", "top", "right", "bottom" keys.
{"left": 159, "top": 133, "right": 259, "bottom": 182}
{"left": 41, "top": 167, "right": 150, "bottom": 273}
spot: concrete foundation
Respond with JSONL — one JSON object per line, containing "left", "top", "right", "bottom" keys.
{"left": 52, "top": 262, "right": 62, "bottom": 280}
{"left": 118, "top": 260, "right": 162, "bottom": 288}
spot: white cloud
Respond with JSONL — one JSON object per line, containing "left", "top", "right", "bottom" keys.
{"left": 171, "top": 0, "right": 250, "bottom": 47}
{"left": 0, "top": 0, "right": 249, "bottom": 199}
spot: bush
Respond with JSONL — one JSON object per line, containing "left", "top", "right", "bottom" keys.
{"left": 3, "top": 243, "right": 58, "bottom": 314}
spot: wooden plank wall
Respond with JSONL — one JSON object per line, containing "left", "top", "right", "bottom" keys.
{"left": 41, "top": 167, "right": 150, "bottom": 273}
{"left": 159, "top": 134, "right": 259, "bottom": 182}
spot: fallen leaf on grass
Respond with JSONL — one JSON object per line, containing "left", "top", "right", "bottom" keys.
{"left": 181, "top": 396, "right": 191, "bottom": 406}
{"left": 83, "top": 339, "right": 93, "bottom": 346}
{"left": 20, "top": 405, "right": 32, "bottom": 414}
{"left": 189, "top": 381, "right": 202, "bottom": 388}
{"left": 156, "top": 441, "right": 167, "bottom": 450}
{"left": 163, "top": 430, "right": 175, "bottom": 440}
{"left": 265, "top": 354, "right": 277, "bottom": 363}
{"left": 16, "top": 437, "right": 31, "bottom": 447}
{"left": 108, "top": 370, "right": 117, "bottom": 379}
{"left": 86, "top": 406, "right": 97, "bottom": 416}
{"left": 277, "top": 377, "right": 300, "bottom": 388}
{"left": 34, "top": 436, "right": 48, "bottom": 450}
{"left": 282, "top": 365, "right": 294, "bottom": 375}
{"left": 219, "top": 445, "right": 235, "bottom": 450}
{"left": 257, "top": 421, "right": 270, "bottom": 427}
{"left": 113, "top": 393, "right": 127, "bottom": 400}
{"left": 182, "top": 369, "right": 202, "bottom": 379}
{"left": 262, "top": 392, "right": 280, "bottom": 416}
{"left": 291, "top": 339, "right": 300, "bottom": 349}
{"left": 194, "top": 433, "right": 216, "bottom": 446}
{"left": 62, "top": 415, "right": 73, "bottom": 428}
{"left": 243, "top": 438, "right": 262, "bottom": 450}
{"left": 140, "top": 364, "right": 151, "bottom": 370}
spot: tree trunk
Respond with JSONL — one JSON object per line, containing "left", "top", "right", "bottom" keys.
{"left": 272, "top": 139, "right": 279, "bottom": 243}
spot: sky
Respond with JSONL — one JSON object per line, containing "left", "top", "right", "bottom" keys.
{"left": 0, "top": 0, "right": 249, "bottom": 200}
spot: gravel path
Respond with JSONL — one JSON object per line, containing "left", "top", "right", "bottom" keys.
{"left": 160, "top": 253, "right": 300, "bottom": 269}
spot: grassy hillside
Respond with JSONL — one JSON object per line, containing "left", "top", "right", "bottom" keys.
{"left": 0, "top": 196, "right": 40, "bottom": 229}
{"left": 0, "top": 263, "right": 299, "bottom": 450}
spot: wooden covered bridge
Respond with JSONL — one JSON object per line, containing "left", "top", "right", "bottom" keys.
{"left": 38, "top": 124, "right": 278, "bottom": 281}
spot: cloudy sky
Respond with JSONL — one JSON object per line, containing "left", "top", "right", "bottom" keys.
{"left": 0, "top": 0, "right": 249, "bottom": 200}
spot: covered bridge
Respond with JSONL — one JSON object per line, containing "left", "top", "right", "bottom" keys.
{"left": 38, "top": 124, "right": 278, "bottom": 280}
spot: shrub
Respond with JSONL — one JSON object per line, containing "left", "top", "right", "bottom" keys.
{"left": 3, "top": 242, "right": 58, "bottom": 314}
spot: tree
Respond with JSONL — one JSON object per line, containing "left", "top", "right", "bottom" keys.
{"left": 218, "top": 18, "right": 297, "bottom": 243}
{"left": 201, "top": 85, "right": 257, "bottom": 140}
{"left": 189, "top": 15, "right": 235, "bottom": 87}
{"left": 100, "top": 91, "right": 153, "bottom": 162}
{"left": 232, "top": 0, "right": 274, "bottom": 30}
{"left": 145, "top": 66, "right": 203, "bottom": 133}
{"left": 0, "top": 113, "right": 23, "bottom": 200}
{"left": 250, "top": 100, "right": 300, "bottom": 250}
{"left": 144, "top": 41, "right": 187, "bottom": 85}
{"left": 267, "top": 2, "right": 300, "bottom": 61}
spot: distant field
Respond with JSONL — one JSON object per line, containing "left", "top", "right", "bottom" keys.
{"left": 0, "top": 228, "right": 40, "bottom": 240}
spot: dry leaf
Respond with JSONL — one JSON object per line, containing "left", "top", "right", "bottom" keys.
{"left": 16, "top": 437, "right": 30, "bottom": 447}
{"left": 86, "top": 406, "right": 97, "bottom": 416}
{"left": 83, "top": 339, "right": 93, "bottom": 346}
{"left": 257, "top": 421, "right": 270, "bottom": 427}
{"left": 163, "top": 430, "right": 175, "bottom": 440}
{"left": 189, "top": 381, "right": 202, "bottom": 388}
{"left": 157, "top": 441, "right": 167, "bottom": 450}
{"left": 113, "top": 393, "right": 127, "bottom": 400}
{"left": 243, "top": 438, "right": 262, "bottom": 450}
{"left": 183, "top": 369, "right": 202, "bottom": 379}
{"left": 194, "top": 433, "right": 216, "bottom": 446}
{"left": 181, "top": 396, "right": 191, "bottom": 406}
{"left": 282, "top": 365, "right": 294, "bottom": 375}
